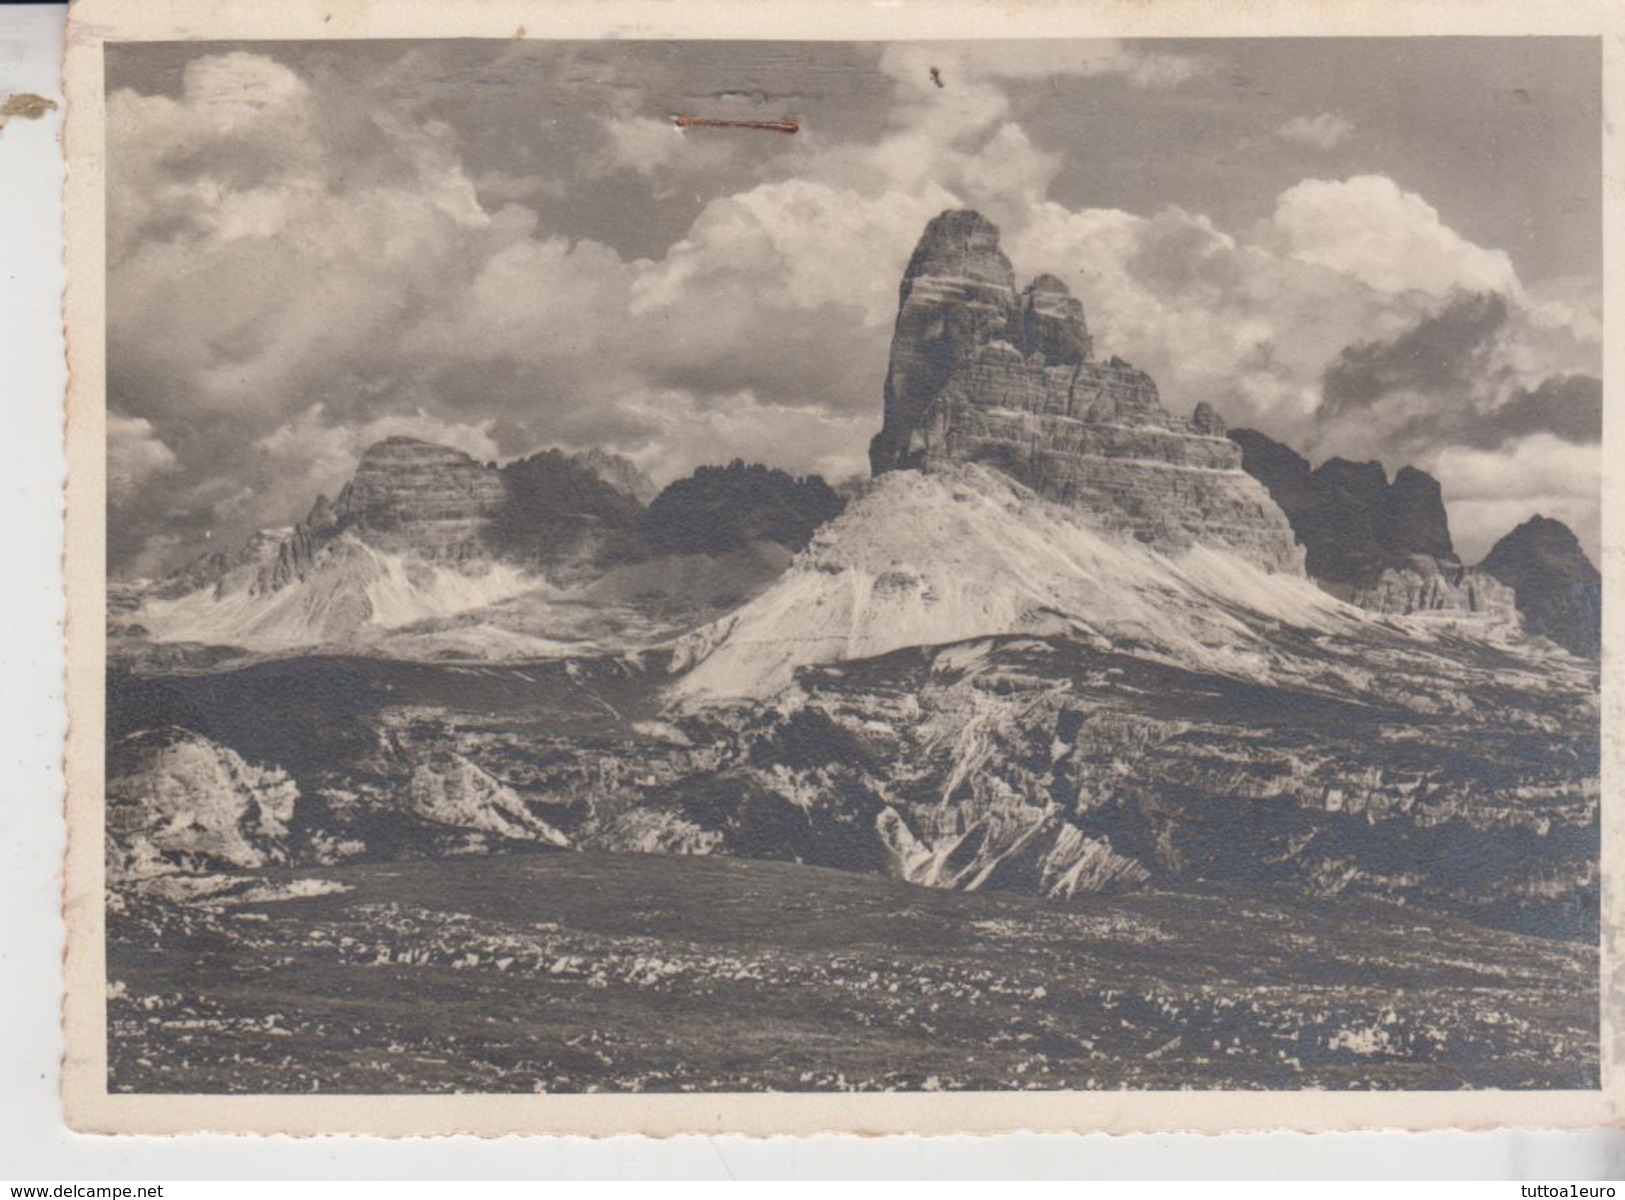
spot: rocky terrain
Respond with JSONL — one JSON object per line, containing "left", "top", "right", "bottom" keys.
{"left": 320, "top": 437, "right": 508, "bottom": 565}
{"left": 107, "top": 571, "right": 1600, "bottom": 931}
{"left": 107, "top": 728, "right": 301, "bottom": 885}
{"left": 104, "top": 206, "right": 1601, "bottom": 1094}
{"left": 107, "top": 854, "right": 1595, "bottom": 1094}
{"left": 484, "top": 448, "right": 646, "bottom": 581}
{"left": 668, "top": 463, "right": 1349, "bottom": 703}
{"left": 1228, "top": 430, "right": 1444, "bottom": 589}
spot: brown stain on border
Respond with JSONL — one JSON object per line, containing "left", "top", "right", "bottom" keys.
{"left": 671, "top": 115, "right": 799, "bottom": 135}
{"left": 0, "top": 93, "right": 57, "bottom": 132}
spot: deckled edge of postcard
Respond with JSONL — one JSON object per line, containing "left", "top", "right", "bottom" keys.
{"left": 59, "top": 0, "right": 1625, "bottom": 1137}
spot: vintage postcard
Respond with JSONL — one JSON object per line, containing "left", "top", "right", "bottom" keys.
{"left": 61, "top": 0, "right": 1622, "bottom": 1135}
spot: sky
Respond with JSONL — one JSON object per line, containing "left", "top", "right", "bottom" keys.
{"left": 104, "top": 37, "right": 1603, "bottom": 577}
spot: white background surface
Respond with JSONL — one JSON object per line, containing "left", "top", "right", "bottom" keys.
{"left": 1, "top": 3, "right": 1620, "bottom": 1179}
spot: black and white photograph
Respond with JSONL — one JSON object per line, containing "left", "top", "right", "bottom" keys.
{"left": 60, "top": 4, "right": 1618, "bottom": 1135}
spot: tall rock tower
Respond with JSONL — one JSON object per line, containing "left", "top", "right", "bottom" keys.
{"left": 871, "top": 209, "right": 1304, "bottom": 574}
{"left": 872, "top": 210, "right": 1021, "bottom": 475}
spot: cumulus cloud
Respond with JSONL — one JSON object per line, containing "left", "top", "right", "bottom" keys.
{"left": 612, "top": 388, "right": 877, "bottom": 487}
{"left": 1319, "top": 292, "right": 1513, "bottom": 435}
{"left": 1008, "top": 180, "right": 1598, "bottom": 555}
{"left": 1275, "top": 113, "right": 1354, "bottom": 151}
{"left": 107, "top": 415, "right": 178, "bottom": 503}
{"left": 104, "top": 44, "right": 1599, "bottom": 576}
{"left": 1482, "top": 375, "right": 1602, "bottom": 448}
{"left": 107, "top": 51, "right": 540, "bottom": 570}
{"left": 106, "top": 41, "right": 1100, "bottom": 573}
{"left": 1003, "top": 201, "right": 1433, "bottom": 444}
{"left": 1270, "top": 175, "right": 1521, "bottom": 297}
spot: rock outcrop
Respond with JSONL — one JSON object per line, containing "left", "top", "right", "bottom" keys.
{"left": 1352, "top": 555, "right": 1517, "bottom": 624}
{"left": 1481, "top": 516, "right": 1601, "bottom": 658}
{"left": 158, "top": 528, "right": 292, "bottom": 601}
{"left": 407, "top": 753, "right": 570, "bottom": 847}
{"left": 870, "top": 210, "right": 1303, "bottom": 574}
{"left": 1385, "top": 466, "right": 1455, "bottom": 560}
{"left": 240, "top": 441, "right": 843, "bottom": 602}
{"left": 255, "top": 498, "right": 340, "bottom": 594}
{"left": 1230, "top": 428, "right": 1515, "bottom": 623}
{"left": 642, "top": 460, "right": 846, "bottom": 557}
{"left": 872, "top": 210, "right": 1020, "bottom": 475}
{"left": 1229, "top": 430, "right": 1454, "bottom": 587}
{"left": 106, "top": 728, "right": 300, "bottom": 881}
{"left": 671, "top": 463, "right": 1350, "bottom": 705}
{"left": 1020, "top": 273, "right": 1092, "bottom": 365}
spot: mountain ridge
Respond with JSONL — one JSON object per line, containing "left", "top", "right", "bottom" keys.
{"left": 127, "top": 441, "right": 846, "bottom": 655}
{"left": 1229, "top": 426, "right": 1519, "bottom": 629}
{"left": 121, "top": 209, "right": 1592, "bottom": 670}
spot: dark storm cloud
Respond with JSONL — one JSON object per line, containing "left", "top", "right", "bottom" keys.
{"left": 1318, "top": 292, "right": 1598, "bottom": 453}
{"left": 1474, "top": 374, "right": 1602, "bottom": 448}
{"left": 1321, "top": 291, "right": 1511, "bottom": 420}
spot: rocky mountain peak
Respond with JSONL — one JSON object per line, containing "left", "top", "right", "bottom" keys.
{"left": 1299, "top": 460, "right": 1451, "bottom": 560}
{"left": 900, "top": 208, "right": 1014, "bottom": 296}
{"left": 241, "top": 437, "right": 506, "bottom": 595}
{"left": 1025, "top": 271, "right": 1070, "bottom": 293}
{"left": 356, "top": 434, "right": 456, "bottom": 461}
{"left": 869, "top": 209, "right": 1303, "bottom": 573}
{"left": 333, "top": 437, "right": 506, "bottom": 560}
{"left": 1487, "top": 514, "right": 1595, "bottom": 572}
{"left": 1232, "top": 430, "right": 1460, "bottom": 585}
{"left": 875, "top": 210, "right": 1022, "bottom": 475}
{"left": 1314, "top": 457, "right": 1388, "bottom": 505}
{"left": 1229, "top": 427, "right": 1310, "bottom": 478}
{"left": 1481, "top": 514, "right": 1600, "bottom": 658}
